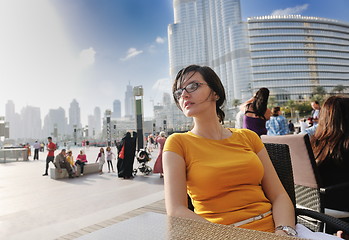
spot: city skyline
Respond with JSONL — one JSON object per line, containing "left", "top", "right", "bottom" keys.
{"left": 1, "top": 0, "right": 349, "bottom": 126}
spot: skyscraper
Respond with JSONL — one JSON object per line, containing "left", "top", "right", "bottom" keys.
{"left": 94, "top": 107, "right": 101, "bottom": 136}
{"left": 124, "top": 84, "right": 135, "bottom": 119}
{"left": 21, "top": 105, "right": 42, "bottom": 139}
{"left": 5, "top": 100, "right": 21, "bottom": 139}
{"left": 42, "top": 107, "right": 68, "bottom": 139}
{"left": 168, "top": 0, "right": 249, "bottom": 104}
{"left": 247, "top": 15, "right": 349, "bottom": 102}
{"left": 69, "top": 99, "right": 81, "bottom": 132}
{"left": 112, "top": 99, "right": 121, "bottom": 118}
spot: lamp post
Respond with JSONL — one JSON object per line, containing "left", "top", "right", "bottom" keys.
{"left": 105, "top": 110, "right": 112, "bottom": 147}
{"left": 133, "top": 86, "right": 144, "bottom": 150}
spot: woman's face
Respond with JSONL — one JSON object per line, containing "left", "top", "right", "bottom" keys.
{"left": 176, "top": 72, "right": 216, "bottom": 118}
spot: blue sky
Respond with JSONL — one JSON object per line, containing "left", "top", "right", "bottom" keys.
{"left": 1, "top": 0, "right": 349, "bottom": 125}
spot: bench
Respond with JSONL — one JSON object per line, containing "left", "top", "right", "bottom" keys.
{"left": 50, "top": 163, "right": 100, "bottom": 180}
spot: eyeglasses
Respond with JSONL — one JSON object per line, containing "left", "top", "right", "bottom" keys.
{"left": 173, "top": 82, "right": 206, "bottom": 100}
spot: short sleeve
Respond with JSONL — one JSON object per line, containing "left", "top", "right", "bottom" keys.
{"left": 242, "top": 129, "right": 265, "bottom": 153}
{"left": 163, "top": 133, "right": 185, "bottom": 158}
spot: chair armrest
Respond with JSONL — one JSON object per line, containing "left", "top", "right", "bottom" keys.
{"left": 296, "top": 208, "right": 349, "bottom": 233}
{"left": 320, "top": 182, "right": 349, "bottom": 211}
{"left": 320, "top": 182, "right": 349, "bottom": 194}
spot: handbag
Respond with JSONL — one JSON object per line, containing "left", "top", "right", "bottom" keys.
{"left": 118, "top": 145, "right": 125, "bottom": 159}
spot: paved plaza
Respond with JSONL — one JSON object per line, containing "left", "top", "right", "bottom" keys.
{"left": 0, "top": 146, "right": 164, "bottom": 240}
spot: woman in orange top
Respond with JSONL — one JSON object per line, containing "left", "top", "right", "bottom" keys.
{"left": 163, "top": 65, "right": 296, "bottom": 237}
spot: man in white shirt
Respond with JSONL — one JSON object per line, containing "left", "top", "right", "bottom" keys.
{"left": 33, "top": 140, "right": 41, "bottom": 160}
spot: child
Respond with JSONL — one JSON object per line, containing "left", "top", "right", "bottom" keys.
{"left": 106, "top": 146, "right": 116, "bottom": 173}
{"left": 66, "top": 150, "right": 78, "bottom": 176}
{"left": 96, "top": 148, "right": 105, "bottom": 174}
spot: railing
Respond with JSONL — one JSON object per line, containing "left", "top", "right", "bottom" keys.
{"left": 0, "top": 148, "right": 28, "bottom": 163}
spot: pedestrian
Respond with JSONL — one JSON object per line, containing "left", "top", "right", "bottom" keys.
{"left": 54, "top": 149, "right": 75, "bottom": 178}
{"left": 241, "top": 88, "right": 271, "bottom": 136}
{"left": 42, "top": 137, "right": 57, "bottom": 176}
{"left": 33, "top": 140, "right": 41, "bottom": 160}
{"left": 119, "top": 131, "right": 137, "bottom": 179}
{"left": 288, "top": 120, "right": 295, "bottom": 134}
{"left": 266, "top": 107, "right": 288, "bottom": 136}
{"left": 75, "top": 150, "right": 88, "bottom": 176}
{"left": 106, "top": 146, "right": 116, "bottom": 173}
{"left": 310, "top": 101, "right": 321, "bottom": 126}
{"left": 96, "top": 148, "right": 105, "bottom": 174}
{"left": 153, "top": 131, "right": 167, "bottom": 178}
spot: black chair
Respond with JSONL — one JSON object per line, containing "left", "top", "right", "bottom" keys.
{"left": 264, "top": 142, "right": 349, "bottom": 234}
{"left": 187, "top": 142, "right": 349, "bottom": 234}
{"left": 262, "top": 134, "right": 349, "bottom": 231}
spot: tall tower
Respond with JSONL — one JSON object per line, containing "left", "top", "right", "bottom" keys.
{"left": 21, "top": 106, "right": 42, "bottom": 139}
{"left": 124, "top": 83, "right": 135, "bottom": 119}
{"left": 94, "top": 107, "right": 101, "bottom": 135}
{"left": 5, "top": 100, "right": 21, "bottom": 139}
{"left": 168, "top": 0, "right": 251, "bottom": 103}
{"left": 69, "top": 99, "right": 81, "bottom": 132}
{"left": 112, "top": 99, "right": 121, "bottom": 118}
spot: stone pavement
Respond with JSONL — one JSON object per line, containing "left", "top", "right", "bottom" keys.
{"left": 0, "top": 146, "right": 164, "bottom": 240}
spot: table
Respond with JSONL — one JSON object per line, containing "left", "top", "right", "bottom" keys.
{"left": 76, "top": 212, "right": 305, "bottom": 240}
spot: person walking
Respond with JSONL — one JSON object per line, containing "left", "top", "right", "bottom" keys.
{"left": 96, "top": 148, "right": 106, "bottom": 174}
{"left": 106, "top": 146, "right": 116, "bottom": 173}
{"left": 153, "top": 131, "right": 167, "bottom": 178}
{"left": 33, "top": 140, "right": 41, "bottom": 160}
{"left": 119, "top": 132, "right": 137, "bottom": 179}
{"left": 42, "top": 137, "right": 57, "bottom": 176}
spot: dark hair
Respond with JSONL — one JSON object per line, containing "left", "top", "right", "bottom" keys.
{"left": 251, "top": 88, "right": 269, "bottom": 119}
{"left": 271, "top": 106, "right": 280, "bottom": 117}
{"left": 312, "top": 101, "right": 320, "bottom": 105}
{"left": 311, "top": 96, "right": 349, "bottom": 163}
{"left": 48, "top": 137, "right": 52, "bottom": 140}
{"left": 172, "top": 65, "right": 226, "bottom": 123}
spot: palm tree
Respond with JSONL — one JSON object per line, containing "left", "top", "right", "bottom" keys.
{"left": 232, "top": 99, "right": 241, "bottom": 108}
{"left": 332, "top": 85, "right": 348, "bottom": 94}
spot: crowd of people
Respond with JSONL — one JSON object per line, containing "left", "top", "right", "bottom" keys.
{"left": 16, "top": 64, "right": 349, "bottom": 238}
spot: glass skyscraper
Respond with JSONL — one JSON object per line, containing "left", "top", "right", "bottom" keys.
{"left": 248, "top": 15, "right": 349, "bottom": 102}
{"left": 168, "top": 0, "right": 250, "bottom": 105}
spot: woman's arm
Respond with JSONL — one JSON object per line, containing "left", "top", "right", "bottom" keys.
{"left": 163, "top": 151, "right": 209, "bottom": 222}
{"left": 257, "top": 148, "right": 296, "bottom": 235}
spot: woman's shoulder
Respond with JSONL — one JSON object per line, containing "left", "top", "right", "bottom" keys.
{"left": 231, "top": 128, "right": 257, "bottom": 137}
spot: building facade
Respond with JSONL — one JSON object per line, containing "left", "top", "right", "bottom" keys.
{"left": 168, "top": 0, "right": 250, "bottom": 106}
{"left": 247, "top": 15, "right": 349, "bottom": 102}
{"left": 124, "top": 84, "right": 135, "bottom": 119}
{"left": 68, "top": 99, "right": 82, "bottom": 133}
{"left": 112, "top": 99, "right": 121, "bottom": 119}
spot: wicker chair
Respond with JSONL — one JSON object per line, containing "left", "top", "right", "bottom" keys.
{"left": 262, "top": 134, "right": 349, "bottom": 232}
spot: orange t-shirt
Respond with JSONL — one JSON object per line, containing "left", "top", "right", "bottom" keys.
{"left": 164, "top": 128, "right": 274, "bottom": 232}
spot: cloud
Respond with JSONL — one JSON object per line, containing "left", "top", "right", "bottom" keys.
{"left": 155, "top": 36, "right": 165, "bottom": 44}
{"left": 271, "top": 4, "right": 309, "bottom": 16}
{"left": 120, "top": 47, "right": 143, "bottom": 61}
{"left": 79, "top": 47, "right": 96, "bottom": 67}
{"left": 152, "top": 78, "right": 172, "bottom": 92}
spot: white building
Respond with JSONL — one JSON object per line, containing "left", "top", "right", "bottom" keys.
{"left": 68, "top": 99, "right": 82, "bottom": 133}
